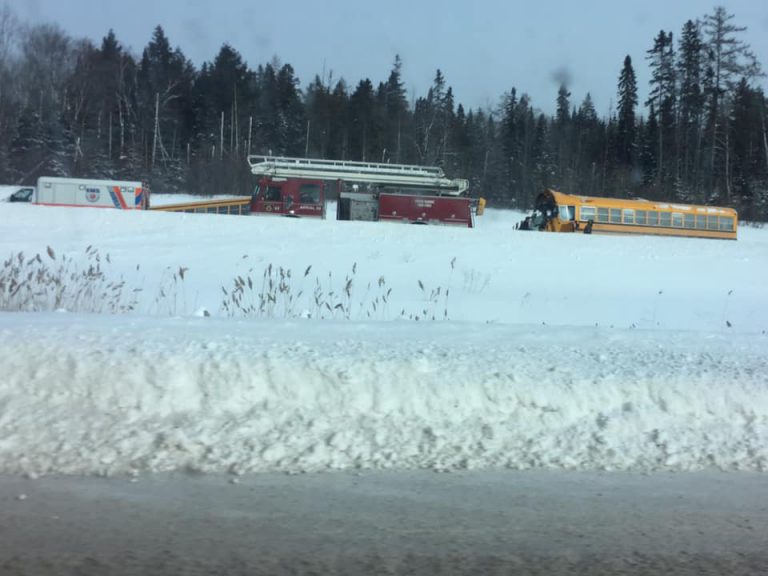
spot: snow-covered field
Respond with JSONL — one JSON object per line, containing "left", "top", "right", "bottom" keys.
{"left": 0, "top": 197, "right": 766, "bottom": 477}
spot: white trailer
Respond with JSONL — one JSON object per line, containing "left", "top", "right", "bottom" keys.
{"left": 34, "top": 177, "right": 150, "bottom": 210}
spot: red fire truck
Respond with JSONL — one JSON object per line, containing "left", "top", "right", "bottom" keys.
{"left": 248, "top": 156, "right": 481, "bottom": 227}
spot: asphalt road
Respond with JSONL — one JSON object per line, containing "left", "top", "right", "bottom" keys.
{"left": 1, "top": 470, "right": 766, "bottom": 575}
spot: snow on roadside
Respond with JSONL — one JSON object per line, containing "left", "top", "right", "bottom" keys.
{"left": 0, "top": 313, "right": 766, "bottom": 477}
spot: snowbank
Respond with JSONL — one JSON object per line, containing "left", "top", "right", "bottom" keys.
{"left": 1, "top": 314, "right": 766, "bottom": 477}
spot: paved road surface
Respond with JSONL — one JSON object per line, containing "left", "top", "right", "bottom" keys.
{"left": 1, "top": 471, "right": 766, "bottom": 575}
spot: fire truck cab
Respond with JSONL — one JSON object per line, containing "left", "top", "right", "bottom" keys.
{"left": 251, "top": 177, "right": 325, "bottom": 218}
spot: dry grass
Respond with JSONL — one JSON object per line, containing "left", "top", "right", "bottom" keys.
{"left": 221, "top": 258, "right": 457, "bottom": 321}
{"left": 0, "top": 246, "right": 139, "bottom": 313}
{"left": 1, "top": 247, "right": 458, "bottom": 321}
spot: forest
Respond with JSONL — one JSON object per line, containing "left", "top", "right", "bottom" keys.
{"left": 0, "top": 5, "right": 766, "bottom": 219}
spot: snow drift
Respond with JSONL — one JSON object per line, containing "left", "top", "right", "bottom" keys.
{"left": 1, "top": 314, "right": 766, "bottom": 477}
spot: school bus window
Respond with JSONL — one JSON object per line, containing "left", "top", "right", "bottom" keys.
{"left": 696, "top": 215, "right": 707, "bottom": 229}
{"left": 659, "top": 212, "right": 670, "bottom": 226}
{"left": 719, "top": 217, "right": 734, "bottom": 231}
{"left": 707, "top": 216, "right": 718, "bottom": 230}
{"left": 636, "top": 210, "right": 647, "bottom": 225}
{"left": 580, "top": 206, "right": 596, "bottom": 221}
{"left": 218, "top": 206, "right": 228, "bottom": 214}
{"left": 647, "top": 211, "right": 659, "bottom": 226}
{"left": 559, "top": 205, "right": 575, "bottom": 220}
{"left": 672, "top": 213, "right": 683, "bottom": 227}
{"left": 610, "top": 208, "right": 621, "bottom": 223}
{"left": 597, "top": 207, "right": 609, "bottom": 222}
{"left": 623, "top": 209, "right": 635, "bottom": 224}
{"left": 684, "top": 214, "right": 695, "bottom": 228}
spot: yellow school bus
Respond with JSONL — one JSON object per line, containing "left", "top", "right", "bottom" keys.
{"left": 151, "top": 197, "right": 251, "bottom": 215}
{"left": 519, "top": 189, "right": 738, "bottom": 240}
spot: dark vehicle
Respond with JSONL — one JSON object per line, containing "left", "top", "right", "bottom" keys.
{"left": 9, "top": 187, "right": 34, "bottom": 202}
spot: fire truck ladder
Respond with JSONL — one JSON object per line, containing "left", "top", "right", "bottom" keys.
{"left": 247, "top": 155, "right": 469, "bottom": 196}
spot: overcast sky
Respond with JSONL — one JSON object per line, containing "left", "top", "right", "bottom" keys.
{"left": 11, "top": 0, "right": 768, "bottom": 116}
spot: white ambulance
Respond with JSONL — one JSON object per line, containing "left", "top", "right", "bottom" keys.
{"left": 34, "top": 177, "right": 150, "bottom": 210}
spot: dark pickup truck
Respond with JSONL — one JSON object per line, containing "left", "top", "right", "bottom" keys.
{"left": 8, "top": 187, "right": 34, "bottom": 202}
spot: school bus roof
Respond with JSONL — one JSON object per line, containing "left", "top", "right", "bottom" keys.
{"left": 542, "top": 189, "right": 738, "bottom": 218}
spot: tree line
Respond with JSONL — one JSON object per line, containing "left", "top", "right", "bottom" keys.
{"left": 0, "top": 5, "right": 766, "bottom": 219}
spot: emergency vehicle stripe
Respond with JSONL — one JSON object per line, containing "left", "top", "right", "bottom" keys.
{"left": 112, "top": 186, "right": 128, "bottom": 209}
{"left": 36, "top": 202, "right": 118, "bottom": 209}
{"left": 108, "top": 189, "right": 121, "bottom": 208}
{"left": 135, "top": 187, "right": 143, "bottom": 207}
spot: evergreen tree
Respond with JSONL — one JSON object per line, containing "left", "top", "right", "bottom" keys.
{"left": 480, "top": 112, "right": 507, "bottom": 206}
{"left": 0, "top": 4, "right": 20, "bottom": 167}
{"left": 348, "top": 79, "right": 378, "bottom": 161}
{"left": 275, "top": 63, "right": 305, "bottom": 156}
{"left": 301, "top": 75, "right": 328, "bottom": 157}
{"left": 574, "top": 93, "right": 604, "bottom": 196}
{"left": 382, "top": 55, "right": 409, "bottom": 163}
{"left": 451, "top": 103, "right": 471, "bottom": 177}
{"left": 137, "top": 26, "right": 196, "bottom": 188}
{"left": 730, "top": 80, "right": 766, "bottom": 218}
{"left": 304, "top": 74, "right": 348, "bottom": 159}
{"left": 702, "top": 6, "right": 763, "bottom": 201}
{"left": 501, "top": 87, "right": 519, "bottom": 203}
{"left": 556, "top": 84, "right": 570, "bottom": 127}
{"left": 531, "top": 113, "right": 555, "bottom": 200}
{"left": 640, "top": 108, "right": 659, "bottom": 189}
{"left": 252, "top": 62, "right": 278, "bottom": 154}
{"left": 553, "top": 84, "right": 572, "bottom": 190}
{"left": 203, "top": 43, "right": 253, "bottom": 153}
{"left": 92, "top": 31, "right": 131, "bottom": 176}
{"left": 616, "top": 55, "right": 638, "bottom": 168}
{"left": 327, "top": 80, "right": 349, "bottom": 160}
{"left": 9, "top": 108, "right": 73, "bottom": 181}
{"left": 516, "top": 96, "right": 536, "bottom": 205}
{"left": 500, "top": 90, "right": 537, "bottom": 205}
{"left": 9, "top": 110, "right": 47, "bottom": 182}
{"left": 189, "top": 44, "right": 255, "bottom": 195}
{"left": 413, "top": 69, "right": 454, "bottom": 166}
{"left": 677, "top": 20, "right": 705, "bottom": 194}
{"left": 645, "top": 30, "right": 676, "bottom": 187}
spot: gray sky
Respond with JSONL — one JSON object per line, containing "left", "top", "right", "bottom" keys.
{"left": 12, "top": 0, "right": 768, "bottom": 116}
